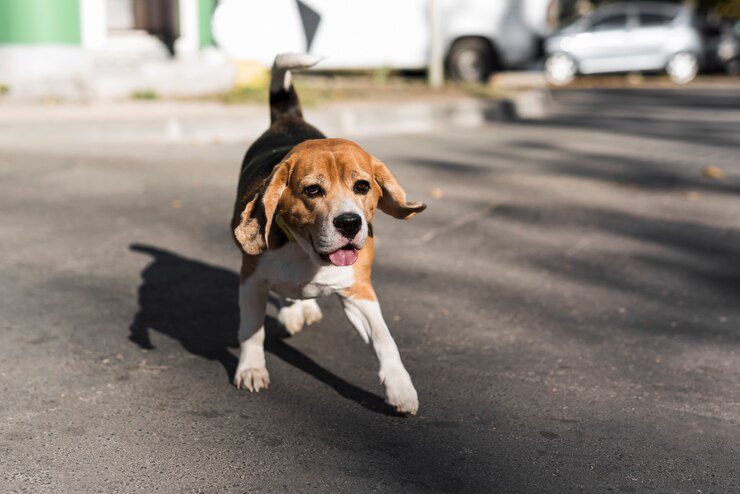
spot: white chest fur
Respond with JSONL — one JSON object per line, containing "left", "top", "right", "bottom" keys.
{"left": 255, "top": 243, "right": 354, "bottom": 299}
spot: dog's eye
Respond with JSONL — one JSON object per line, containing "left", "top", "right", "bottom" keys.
{"left": 303, "top": 184, "right": 324, "bottom": 198}
{"left": 353, "top": 180, "right": 370, "bottom": 195}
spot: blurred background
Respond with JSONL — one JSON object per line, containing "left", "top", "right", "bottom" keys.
{"left": 0, "top": 0, "right": 738, "bottom": 99}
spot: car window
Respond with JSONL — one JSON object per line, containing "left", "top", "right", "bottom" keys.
{"left": 591, "top": 15, "right": 628, "bottom": 32}
{"left": 639, "top": 13, "right": 673, "bottom": 27}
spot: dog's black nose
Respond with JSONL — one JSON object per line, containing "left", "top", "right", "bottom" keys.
{"left": 333, "top": 213, "right": 362, "bottom": 238}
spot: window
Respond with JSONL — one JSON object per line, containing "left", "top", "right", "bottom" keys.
{"left": 591, "top": 15, "right": 628, "bottom": 32}
{"left": 639, "top": 13, "right": 673, "bottom": 27}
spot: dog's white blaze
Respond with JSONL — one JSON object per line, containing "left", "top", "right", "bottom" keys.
{"left": 337, "top": 197, "right": 369, "bottom": 246}
{"left": 310, "top": 197, "right": 369, "bottom": 254}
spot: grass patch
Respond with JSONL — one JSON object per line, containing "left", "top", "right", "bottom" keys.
{"left": 372, "top": 67, "right": 392, "bottom": 86}
{"left": 218, "top": 82, "right": 373, "bottom": 106}
{"left": 210, "top": 73, "right": 496, "bottom": 106}
{"left": 131, "top": 90, "right": 158, "bottom": 100}
{"left": 220, "top": 85, "right": 268, "bottom": 104}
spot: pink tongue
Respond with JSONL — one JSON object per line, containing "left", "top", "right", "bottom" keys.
{"left": 328, "top": 248, "right": 358, "bottom": 267}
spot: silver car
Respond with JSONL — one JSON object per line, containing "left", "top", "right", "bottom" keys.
{"left": 545, "top": 2, "right": 704, "bottom": 85}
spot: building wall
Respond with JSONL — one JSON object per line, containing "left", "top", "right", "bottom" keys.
{"left": 198, "top": 0, "right": 216, "bottom": 48}
{"left": 0, "top": 0, "right": 227, "bottom": 100}
{"left": 0, "top": 0, "right": 81, "bottom": 44}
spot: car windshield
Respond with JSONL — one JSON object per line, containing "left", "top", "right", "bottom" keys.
{"left": 558, "top": 16, "right": 587, "bottom": 34}
{"left": 591, "top": 14, "right": 628, "bottom": 31}
{"left": 639, "top": 12, "right": 675, "bottom": 27}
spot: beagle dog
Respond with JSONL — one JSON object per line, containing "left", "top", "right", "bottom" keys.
{"left": 230, "top": 54, "right": 426, "bottom": 414}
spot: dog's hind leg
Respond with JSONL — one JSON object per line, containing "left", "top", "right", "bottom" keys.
{"left": 278, "top": 298, "right": 323, "bottom": 336}
{"left": 234, "top": 276, "right": 270, "bottom": 392}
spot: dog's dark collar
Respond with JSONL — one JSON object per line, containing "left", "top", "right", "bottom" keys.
{"left": 275, "top": 214, "right": 296, "bottom": 243}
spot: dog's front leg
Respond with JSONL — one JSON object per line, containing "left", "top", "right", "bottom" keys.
{"left": 340, "top": 291, "right": 418, "bottom": 415}
{"left": 234, "top": 275, "right": 269, "bottom": 392}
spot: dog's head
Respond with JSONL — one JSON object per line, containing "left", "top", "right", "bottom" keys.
{"left": 235, "top": 138, "right": 426, "bottom": 266}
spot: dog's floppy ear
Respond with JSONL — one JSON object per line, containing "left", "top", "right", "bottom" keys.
{"left": 234, "top": 159, "right": 292, "bottom": 254}
{"left": 372, "top": 157, "right": 426, "bottom": 220}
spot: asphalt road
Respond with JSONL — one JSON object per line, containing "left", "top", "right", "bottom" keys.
{"left": 1, "top": 88, "right": 738, "bottom": 493}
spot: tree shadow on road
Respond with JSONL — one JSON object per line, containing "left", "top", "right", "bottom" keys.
{"left": 127, "top": 243, "right": 395, "bottom": 416}
{"left": 524, "top": 88, "right": 740, "bottom": 149}
{"left": 504, "top": 140, "right": 740, "bottom": 196}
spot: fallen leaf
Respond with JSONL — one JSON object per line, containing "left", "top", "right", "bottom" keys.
{"left": 430, "top": 187, "right": 444, "bottom": 199}
{"left": 701, "top": 166, "right": 725, "bottom": 180}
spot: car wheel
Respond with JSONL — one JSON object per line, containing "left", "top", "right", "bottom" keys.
{"left": 448, "top": 38, "right": 497, "bottom": 83}
{"left": 545, "top": 53, "right": 577, "bottom": 86}
{"left": 666, "top": 52, "right": 698, "bottom": 84}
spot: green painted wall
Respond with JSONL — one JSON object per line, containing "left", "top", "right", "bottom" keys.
{"left": 198, "top": 0, "right": 215, "bottom": 48}
{"left": 0, "top": 0, "right": 81, "bottom": 44}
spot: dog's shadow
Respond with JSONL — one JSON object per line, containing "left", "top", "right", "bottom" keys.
{"left": 128, "top": 244, "right": 395, "bottom": 415}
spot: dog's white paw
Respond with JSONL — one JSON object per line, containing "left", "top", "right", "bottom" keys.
{"left": 278, "top": 303, "right": 306, "bottom": 335}
{"left": 234, "top": 366, "right": 270, "bottom": 392}
{"left": 278, "top": 300, "right": 322, "bottom": 335}
{"left": 380, "top": 365, "right": 418, "bottom": 415}
{"left": 301, "top": 299, "right": 323, "bottom": 325}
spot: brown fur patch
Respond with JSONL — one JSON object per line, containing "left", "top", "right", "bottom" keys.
{"left": 234, "top": 158, "right": 294, "bottom": 255}
{"left": 371, "top": 157, "right": 427, "bottom": 220}
{"left": 234, "top": 195, "right": 264, "bottom": 255}
{"left": 344, "top": 236, "right": 377, "bottom": 301}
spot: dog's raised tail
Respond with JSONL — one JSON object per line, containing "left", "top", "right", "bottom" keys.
{"left": 270, "top": 53, "right": 322, "bottom": 123}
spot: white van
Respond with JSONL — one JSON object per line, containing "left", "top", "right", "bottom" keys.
{"left": 213, "top": 0, "right": 554, "bottom": 82}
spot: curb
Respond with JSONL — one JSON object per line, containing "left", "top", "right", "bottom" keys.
{"left": 0, "top": 96, "right": 540, "bottom": 147}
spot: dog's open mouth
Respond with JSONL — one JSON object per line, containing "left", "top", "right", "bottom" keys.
{"left": 323, "top": 244, "right": 358, "bottom": 267}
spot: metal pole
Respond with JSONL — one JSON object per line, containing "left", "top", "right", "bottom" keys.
{"left": 428, "top": 0, "right": 444, "bottom": 88}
